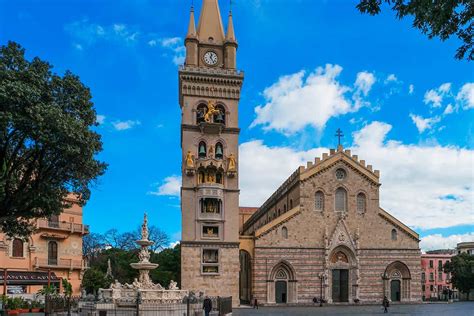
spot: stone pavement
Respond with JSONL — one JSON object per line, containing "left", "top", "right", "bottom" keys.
{"left": 233, "top": 302, "right": 474, "bottom": 316}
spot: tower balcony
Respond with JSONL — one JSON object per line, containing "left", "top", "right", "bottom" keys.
{"left": 197, "top": 182, "right": 224, "bottom": 198}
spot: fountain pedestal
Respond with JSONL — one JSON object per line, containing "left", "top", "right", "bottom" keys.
{"left": 99, "top": 214, "right": 187, "bottom": 306}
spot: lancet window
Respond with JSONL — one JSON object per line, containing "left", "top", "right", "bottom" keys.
{"left": 214, "top": 105, "right": 226, "bottom": 125}
{"left": 335, "top": 187, "right": 347, "bottom": 213}
{"left": 215, "top": 142, "right": 224, "bottom": 159}
{"left": 315, "top": 191, "right": 324, "bottom": 211}
{"left": 198, "top": 141, "right": 207, "bottom": 158}
{"left": 357, "top": 193, "right": 366, "bottom": 213}
{"left": 196, "top": 104, "right": 208, "bottom": 124}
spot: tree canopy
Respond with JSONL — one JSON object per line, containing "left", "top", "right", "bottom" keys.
{"left": 357, "top": 0, "right": 473, "bottom": 61}
{"left": 0, "top": 41, "right": 107, "bottom": 237}
{"left": 444, "top": 253, "right": 474, "bottom": 299}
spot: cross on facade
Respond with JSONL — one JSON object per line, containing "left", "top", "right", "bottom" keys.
{"left": 335, "top": 128, "right": 344, "bottom": 146}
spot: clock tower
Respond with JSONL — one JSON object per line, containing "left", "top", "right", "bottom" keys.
{"left": 179, "top": 0, "right": 243, "bottom": 305}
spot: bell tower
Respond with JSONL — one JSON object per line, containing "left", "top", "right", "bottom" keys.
{"left": 179, "top": 0, "right": 243, "bottom": 305}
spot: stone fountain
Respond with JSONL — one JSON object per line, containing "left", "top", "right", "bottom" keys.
{"left": 98, "top": 213, "right": 187, "bottom": 306}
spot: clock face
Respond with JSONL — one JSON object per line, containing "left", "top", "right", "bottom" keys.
{"left": 203, "top": 51, "right": 218, "bottom": 66}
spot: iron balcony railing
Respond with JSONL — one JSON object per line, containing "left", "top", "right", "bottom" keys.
{"left": 34, "top": 257, "right": 87, "bottom": 270}
{"left": 37, "top": 219, "right": 89, "bottom": 234}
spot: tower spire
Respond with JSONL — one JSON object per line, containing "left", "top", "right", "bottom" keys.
{"left": 197, "top": 0, "right": 225, "bottom": 44}
{"left": 186, "top": 5, "right": 197, "bottom": 38}
{"left": 225, "top": 9, "right": 236, "bottom": 42}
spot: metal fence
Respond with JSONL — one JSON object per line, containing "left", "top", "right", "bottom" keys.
{"left": 46, "top": 296, "right": 232, "bottom": 316}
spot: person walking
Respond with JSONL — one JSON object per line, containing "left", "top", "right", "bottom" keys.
{"left": 253, "top": 297, "right": 258, "bottom": 309}
{"left": 382, "top": 295, "right": 390, "bottom": 313}
{"left": 203, "top": 296, "right": 212, "bottom": 316}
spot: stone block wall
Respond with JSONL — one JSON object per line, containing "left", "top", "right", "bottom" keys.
{"left": 181, "top": 244, "right": 240, "bottom": 306}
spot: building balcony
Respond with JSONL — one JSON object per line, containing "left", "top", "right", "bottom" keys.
{"left": 36, "top": 220, "right": 89, "bottom": 235}
{"left": 34, "top": 257, "right": 87, "bottom": 270}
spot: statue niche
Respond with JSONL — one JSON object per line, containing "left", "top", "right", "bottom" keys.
{"left": 185, "top": 150, "right": 195, "bottom": 176}
{"left": 197, "top": 167, "right": 223, "bottom": 185}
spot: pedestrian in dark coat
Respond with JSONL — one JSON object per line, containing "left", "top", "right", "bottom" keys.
{"left": 203, "top": 296, "right": 212, "bottom": 316}
{"left": 382, "top": 296, "right": 390, "bottom": 313}
{"left": 253, "top": 297, "right": 258, "bottom": 309}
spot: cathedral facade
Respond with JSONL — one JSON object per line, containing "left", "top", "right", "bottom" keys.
{"left": 179, "top": 0, "right": 421, "bottom": 306}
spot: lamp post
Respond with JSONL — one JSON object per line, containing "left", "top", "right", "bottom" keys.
{"left": 380, "top": 272, "right": 388, "bottom": 300}
{"left": 318, "top": 272, "right": 326, "bottom": 307}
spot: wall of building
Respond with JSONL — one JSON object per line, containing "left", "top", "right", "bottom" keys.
{"left": 181, "top": 244, "right": 239, "bottom": 306}
{"left": 421, "top": 254, "right": 454, "bottom": 300}
{"left": 0, "top": 198, "right": 87, "bottom": 295}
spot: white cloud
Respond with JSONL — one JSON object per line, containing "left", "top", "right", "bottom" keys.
{"left": 96, "top": 114, "right": 106, "bottom": 125}
{"left": 409, "top": 114, "right": 441, "bottom": 133}
{"left": 238, "top": 121, "right": 474, "bottom": 230}
{"left": 153, "top": 37, "right": 186, "bottom": 65}
{"left": 112, "top": 120, "right": 141, "bottom": 131}
{"left": 408, "top": 84, "right": 414, "bottom": 94}
{"left": 420, "top": 233, "right": 474, "bottom": 252}
{"left": 160, "top": 37, "right": 181, "bottom": 48}
{"left": 65, "top": 19, "right": 139, "bottom": 48}
{"left": 355, "top": 71, "right": 376, "bottom": 96}
{"left": 239, "top": 140, "right": 328, "bottom": 206}
{"left": 456, "top": 82, "right": 474, "bottom": 109}
{"left": 149, "top": 175, "right": 181, "bottom": 197}
{"left": 251, "top": 64, "right": 374, "bottom": 134}
{"left": 423, "top": 82, "right": 452, "bottom": 108}
{"left": 443, "top": 104, "right": 454, "bottom": 115}
{"left": 384, "top": 74, "right": 398, "bottom": 84}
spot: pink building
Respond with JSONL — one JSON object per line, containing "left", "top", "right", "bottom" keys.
{"left": 421, "top": 252, "right": 455, "bottom": 300}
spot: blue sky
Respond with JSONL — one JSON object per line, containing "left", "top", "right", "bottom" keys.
{"left": 1, "top": 0, "right": 473, "bottom": 251}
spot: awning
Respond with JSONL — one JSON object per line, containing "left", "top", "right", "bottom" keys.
{"left": 0, "top": 271, "right": 60, "bottom": 285}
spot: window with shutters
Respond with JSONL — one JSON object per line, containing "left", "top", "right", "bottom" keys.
{"left": 12, "top": 239, "right": 23, "bottom": 258}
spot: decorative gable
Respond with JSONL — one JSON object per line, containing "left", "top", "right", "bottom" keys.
{"left": 327, "top": 216, "right": 357, "bottom": 253}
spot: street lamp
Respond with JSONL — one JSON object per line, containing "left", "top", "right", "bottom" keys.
{"left": 380, "top": 272, "right": 388, "bottom": 300}
{"left": 318, "top": 272, "right": 326, "bottom": 307}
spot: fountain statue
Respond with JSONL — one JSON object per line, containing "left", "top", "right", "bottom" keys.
{"left": 98, "top": 213, "right": 187, "bottom": 306}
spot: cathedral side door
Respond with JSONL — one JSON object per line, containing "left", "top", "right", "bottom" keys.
{"left": 275, "top": 281, "right": 287, "bottom": 303}
{"left": 391, "top": 280, "right": 401, "bottom": 302}
{"left": 332, "top": 269, "right": 349, "bottom": 302}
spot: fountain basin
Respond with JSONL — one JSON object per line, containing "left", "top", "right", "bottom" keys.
{"left": 130, "top": 263, "right": 158, "bottom": 270}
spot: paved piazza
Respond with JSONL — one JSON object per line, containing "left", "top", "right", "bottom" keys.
{"left": 234, "top": 302, "right": 474, "bottom": 316}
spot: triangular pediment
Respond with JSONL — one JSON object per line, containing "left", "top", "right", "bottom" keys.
{"left": 328, "top": 217, "right": 356, "bottom": 252}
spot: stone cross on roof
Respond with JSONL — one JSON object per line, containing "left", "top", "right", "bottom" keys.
{"left": 335, "top": 128, "right": 344, "bottom": 146}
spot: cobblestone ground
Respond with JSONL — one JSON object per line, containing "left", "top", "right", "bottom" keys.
{"left": 233, "top": 302, "right": 474, "bottom": 316}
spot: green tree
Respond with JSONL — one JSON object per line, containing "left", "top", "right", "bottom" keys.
{"left": 0, "top": 41, "right": 107, "bottom": 237}
{"left": 150, "top": 243, "right": 180, "bottom": 287}
{"left": 81, "top": 268, "right": 109, "bottom": 295}
{"left": 356, "top": 1, "right": 473, "bottom": 60}
{"left": 444, "top": 253, "right": 474, "bottom": 299}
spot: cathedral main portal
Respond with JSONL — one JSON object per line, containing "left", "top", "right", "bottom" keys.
{"left": 332, "top": 269, "right": 349, "bottom": 302}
